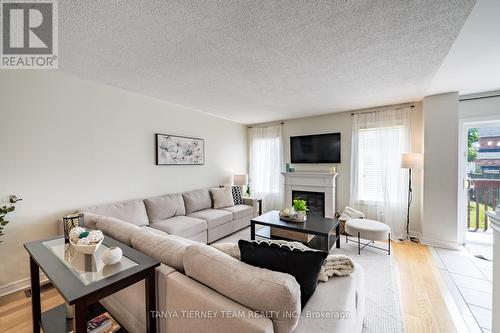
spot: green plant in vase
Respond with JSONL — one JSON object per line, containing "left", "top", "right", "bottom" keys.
{"left": 0, "top": 195, "right": 22, "bottom": 242}
{"left": 292, "top": 198, "right": 308, "bottom": 221}
{"left": 292, "top": 199, "right": 308, "bottom": 212}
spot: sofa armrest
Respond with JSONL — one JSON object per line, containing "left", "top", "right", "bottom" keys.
{"left": 184, "top": 244, "right": 300, "bottom": 333}
{"left": 242, "top": 197, "right": 259, "bottom": 217}
{"left": 165, "top": 272, "right": 273, "bottom": 333}
{"left": 100, "top": 264, "right": 176, "bottom": 333}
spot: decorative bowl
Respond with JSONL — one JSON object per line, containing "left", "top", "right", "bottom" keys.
{"left": 70, "top": 237, "right": 103, "bottom": 255}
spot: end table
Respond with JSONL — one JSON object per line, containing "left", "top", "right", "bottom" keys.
{"left": 24, "top": 236, "right": 160, "bottom": 333}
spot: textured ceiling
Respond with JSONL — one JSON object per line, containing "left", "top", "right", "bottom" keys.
{"left": 58, "top": 1, "right": 475, "bottom": 124}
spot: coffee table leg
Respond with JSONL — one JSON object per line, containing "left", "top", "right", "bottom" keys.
{"left": 250, "top": 221, "right": 255, "bottom": 240}
{"left": 336, "top": 223, "right": 340, "bottom": 248}
{"left": 74, "top": 300, "right": 87, "bottom": 333}
{"left": 30, "top": 256, "right": 41, "bottom": 333}
{"left": 324, "top": 235, "right": 330, "bottom": 252}
{"left": 145, "top": 269, "right": 157, "bottom": 333}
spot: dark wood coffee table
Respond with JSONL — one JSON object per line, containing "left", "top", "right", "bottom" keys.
{"left": 24, "top": 235, "right": 160, "bottom": 333}
{"left": 251, "top": 210, "right": 340, "bottom": 252}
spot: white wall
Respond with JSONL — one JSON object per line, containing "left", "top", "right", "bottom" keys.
{"left": 422, "top": 92, "right": 460, "bottom": 247}
{"left": 278, "top": 103, "right": 423, "bottom": 234}
{"left": 0, "top": 71, "right": 247, "bottom": 288}
{"left": 459, "top": 93, "right": 500, "bottom": 119}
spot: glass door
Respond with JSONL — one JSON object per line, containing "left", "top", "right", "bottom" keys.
{"left": 461, "top": 124, "right": 500, "bottom": 245}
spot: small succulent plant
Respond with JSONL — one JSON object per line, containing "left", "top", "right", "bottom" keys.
{"left": 0, "top": 195, "right": 22, "bottom": 242}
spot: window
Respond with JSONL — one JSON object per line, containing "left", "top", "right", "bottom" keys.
{"left": 356, "top": 125, "right": 405, "bottom": 202}
{"left": 250, "top": 135, "right": 281, "bottom": 194}
{"left": 248, "top": 125, "right": 283, "bottom": 212}
{"left": 350, "top": 107, "right": 411, "bottom": 239}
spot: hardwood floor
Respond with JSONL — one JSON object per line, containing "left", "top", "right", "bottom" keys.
{"left": 0, "top": 241, "right": 459, "bottom": 333}
{"left": 0, "top": 286, "right": 64, "bottom": 333}
{"left": 393, "top": 241, "right": 459, "bottom": 333}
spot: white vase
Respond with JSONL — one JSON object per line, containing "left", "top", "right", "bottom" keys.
{"left": 296, "top": 211, "right": 307, "bottom": 222}
{"left": 102, "top": 246, "right": 122, "bottom": 265}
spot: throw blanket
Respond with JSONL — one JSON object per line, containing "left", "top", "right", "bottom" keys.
{"left": 318, "top": 254, "right": 355, "bottom": 282}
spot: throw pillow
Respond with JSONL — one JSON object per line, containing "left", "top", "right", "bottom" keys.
{"left": 210, "top": 186, "right": 235, "bottom": 209}
{"left": 231, "top": 186, "right": 244, "bottom": 205}
{"left": 238, "top": 239, "right": 328, "bottom": 308}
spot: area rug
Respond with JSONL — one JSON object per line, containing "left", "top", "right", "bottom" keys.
{"left": 215, "top": 228, "right": 405, "bottom": 333}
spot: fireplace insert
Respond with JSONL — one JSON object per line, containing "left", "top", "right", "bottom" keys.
{"left": 292, "top": 190, "right": 325, "bottom": 217}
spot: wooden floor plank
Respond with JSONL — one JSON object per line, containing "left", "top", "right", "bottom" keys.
{"left": 393, "top": 241, "right": 458, "bottom": 333}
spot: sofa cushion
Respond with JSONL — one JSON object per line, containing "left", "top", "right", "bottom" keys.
{"left": 144, "top": 193, "right": 186, "bottom": 223}
{"left": 183, "top": 243, "right": 301, "bottom": 333}
{"left": 211, "top": 243, "right": 241, "bottom": 260}
{"left": 81, "top": 211, "right": 105, "bottom": 230}
{"left": 188, "top": 209, "right": 233, "bottom": 229}
{"left": 238, "top": 239, "right": 328, "bottom": 308}
{"left": 140, "top": 225, "right": 169, "bottom": 237}
{"left": 79, "top": 199, "right": 149, "bottom": 226}
{"left": 222, "top": 204, "right": 253, "bottom": 220}
{"left": 131, "top": 229, "right": 196, "bottom": 272}
{"left": 295, "top": 263, "right": 365, "bottom": 333}
{"left": 150, "top": 216, "right": 207, "bottom": 239}
{"left": 96, "top": 216, "right": 142, "bottom": 246}
{"left": 210, "top": 187, "right": 235, "bottom": 209}
{"left": 182, "top": 189, "right": 211, "bottom": 214}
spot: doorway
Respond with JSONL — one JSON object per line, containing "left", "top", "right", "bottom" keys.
{"left": 459, "top": 121, "right": 500, "bottom": 246}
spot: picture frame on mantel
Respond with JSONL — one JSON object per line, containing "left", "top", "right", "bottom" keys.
{"left": 155, "top": 133, "right": 205, "bottom": 165}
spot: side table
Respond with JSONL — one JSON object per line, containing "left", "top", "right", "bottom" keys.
{"left": 24, "top": 236, "right": 160, "bottom": 333}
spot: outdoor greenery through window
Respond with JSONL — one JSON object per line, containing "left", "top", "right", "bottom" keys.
{"left": 466, "top": 126, "right": 500, "bottom": 232}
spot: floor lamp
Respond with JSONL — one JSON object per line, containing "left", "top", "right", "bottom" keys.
{"left": 401, "top": 153, "right": 423, "bottom": 242}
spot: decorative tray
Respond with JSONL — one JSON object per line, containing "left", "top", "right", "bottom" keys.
{"left": 279, "top": 212, "right": 306, "bottom": 223}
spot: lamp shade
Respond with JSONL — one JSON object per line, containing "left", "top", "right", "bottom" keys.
{"left": 233, "top": 174, "right": 248, "bottom": 186}
{"left": 401, "top": 153, "right": 423, "bottom": 170}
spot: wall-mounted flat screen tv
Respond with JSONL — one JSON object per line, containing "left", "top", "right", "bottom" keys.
{"left": 290, "top": 132, "right": 341, "bottom": 163}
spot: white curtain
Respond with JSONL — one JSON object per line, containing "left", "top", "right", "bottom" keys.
{"left": 248, "top": 124, "right": 283, "bottom": 212}
{"left": 350, "top": 108, "right": 411, "bottom": 239}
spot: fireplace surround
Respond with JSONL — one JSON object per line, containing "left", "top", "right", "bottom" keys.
{"left": 282, "top": 172, "right": 337, "bottom": 218}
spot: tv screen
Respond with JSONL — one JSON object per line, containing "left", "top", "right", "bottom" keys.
{"left": 290, "top": 133, "right": 341, "bottom": 163}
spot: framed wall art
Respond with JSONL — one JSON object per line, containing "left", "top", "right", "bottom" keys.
{"left": 155, "top": 133, "right": 205, "bottom": 165}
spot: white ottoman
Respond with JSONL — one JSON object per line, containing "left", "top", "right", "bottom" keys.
{"left": 345, "top": 218, "right": 391, "bottom": 255}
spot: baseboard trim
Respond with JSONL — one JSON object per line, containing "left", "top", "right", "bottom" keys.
{"left": 409, "top": 231, "right": 422, "bottom": 241}
{"left": 420, "top": 237, "right": 459, "bottom": 250}
{"left": 0, "top": 273, "right": 48, "bottom": 298}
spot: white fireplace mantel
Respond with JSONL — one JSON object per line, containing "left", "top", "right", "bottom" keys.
{"left": 281, "top": 172, "right": 338, "bottom": 218}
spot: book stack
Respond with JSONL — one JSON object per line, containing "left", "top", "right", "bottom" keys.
{"left": 87, "top": 312, "right": 120, "bottom": 333}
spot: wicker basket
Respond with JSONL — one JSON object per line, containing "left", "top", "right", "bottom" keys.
{"left": 270, "top": 227, "right": 314, "bottom": 243}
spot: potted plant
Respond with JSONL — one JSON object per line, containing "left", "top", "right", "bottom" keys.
{"left": 292, "top": 198, "right": 308, "bottom": 222}
{"left": 0, "top": 195, "right": 22, "bottom": 242}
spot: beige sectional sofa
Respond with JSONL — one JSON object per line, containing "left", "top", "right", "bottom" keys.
{"left": 78, "top": 188, "right": 365, "bottom": 333}
{"left": 80, "top": 188, "right": 257, "bottom": 244}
